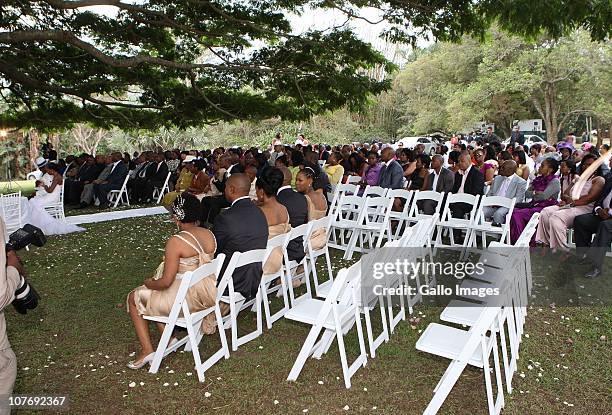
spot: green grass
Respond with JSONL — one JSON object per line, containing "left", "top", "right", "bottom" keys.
{"left": 0, "top": 180, "right": 35, "bottom": 196}
{"left": 7, "top": 216, "right": 611, "bottom": 414}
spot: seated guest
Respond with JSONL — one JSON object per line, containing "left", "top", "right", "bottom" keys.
{"left": 346, "top": 153, "right": 366, "bottom": 181}
{"left": 304, "top": 151, "right": 330, "bottom": 197}
{"left": 473, "top": 148, "right": 496, "bottom": 184}
{"left": 559, "top": 159, "right": 578, "bottom": 196}
{"left": 213, "top": 174, "right": 268, "bottom": 299}
{"left": 256, "top": 167, "right": 291, "bottom": 274}
{"left": 296, "top": 167, "right": 328, "bottom": 250}
{"left": 574, "top": 156, "right": 612, "bottom": 278}
{"left": 513, "top": 150, "right": 531, "bottom": 181}
{"left": 421, "top": 154, "right": 454, "bottom": 215}
{"left": 126, "top": 194, "right": 219, "bottom": 369}
{"left": 407, "top": 154, "right": 430, "bottom": 191}
{"left": 510, "top": 158, "right": 561, "bottom": 244}
{"left": 79, "top": 155, "right": 113, "bottom": 208}
{"left": 451, "top": 151, "right": 485, "bottom": 215}
{"left": 378, "top": 147, "right": 404, "bottom": 189}
{"left": 483, "top": 160, "right": 527, "bottom": 225}
{"left": 359, "top": 151, "right": 383, "bottom": 195}
{"left": 288, "top": 152, "right": 304, "bottom": 188}
{"left": 398, "top": 148, "right": 417, "bottom": 178}
{"left": 186, "top": 159, "right": 211, "bottom": 200}
{"left": 162, "top": 156, "right": 196, "bottom": 209}
{"left": 447, "top": 150, "right": 461, "bottom": 172}
{"left": 65, "top": 155, "right": 102, "bottom": 205}
{"left": 132, "top": 152, "right": 168, "bottom": 203}
{"left": 324, "top": 152, "right": 345, "bottom": 186}
{"left": 535, "top": 153, "right": 605, "bottom": 251}
{"left": 93, "top": 152, "right": 129, "bottom": 209}
{"left": 128, "top": 152, "right": 156, "bottom": 197}
{"left": 277, "top": 166, "right": 309, "bottom": 262}
{"left": 201, "top": 154, "right": 244, "bottom": 224}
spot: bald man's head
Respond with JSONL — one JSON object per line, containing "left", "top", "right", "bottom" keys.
{"left": 381, "top": 147, "right": 394, "bottom": 162}
{"left": 278, "top": 166, "right": 292, "bottom": 186}
{"left": 225, "top": 173, "right": 251, "bottom": 202}
{"left": 499, "top": 160, "right": 517, "bottom": 177}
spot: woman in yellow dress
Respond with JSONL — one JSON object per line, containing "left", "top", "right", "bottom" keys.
{"left": 324, "top": 152, "right": 345, "bottom": 186}
{"left": 126, "top": 193, "right": 221, "bottom": 369}
{"left": 162, "top": 156, "right": 195, "bottom": 209}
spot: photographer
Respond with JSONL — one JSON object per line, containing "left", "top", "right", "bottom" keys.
{"left": 0, "top": 219, "right": 21, "bottom": 414}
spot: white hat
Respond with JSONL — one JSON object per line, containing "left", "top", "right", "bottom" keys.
{"left": 184, "top": 155, "right": 196, "bottom": 162}
{"left": 35, "top": 157, "right": 48, "bottom": 168}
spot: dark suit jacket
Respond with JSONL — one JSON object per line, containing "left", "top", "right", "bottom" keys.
{"left": 105, "top": 162, "right": 128, "bottom": 188}
{"left": 452, "top": 166, "right": 485, "bottom": 196}
{"left": 150, "top": 161, "right": 169, "bottom": 183}
{"left": 378, "top": 160, "right": 404, "bottom": 189}
{"left": 277, "top": 187, "right": 308, "bottom": 261}
{"left": 213, "top": 198, "right": 269, "bottom": 299}
{"left": 80, "top": 164, "right": 102, "bottom": 182}
{"left": 593, "top": 174, "right": 612, "bottom": 213}
{"left": 427, "top": 167, "right": 455, "bottom": 193}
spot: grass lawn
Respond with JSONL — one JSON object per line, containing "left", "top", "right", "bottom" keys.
{"left": 0, "top": 180, "right": 35, "bottom": 196}
{"left": 7, "top": 215, "right": 611, "bottom": 414}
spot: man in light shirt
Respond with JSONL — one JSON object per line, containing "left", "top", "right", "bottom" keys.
{"left": 483, "top": 160, "right": 527, "bottom": 225}
{"left": 422, "top": 155, "right": 454, "bottom": 215}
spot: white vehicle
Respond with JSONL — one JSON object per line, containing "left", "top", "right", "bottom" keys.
{"left": 502, "top": 134, "right": 546, "bottom": 149}
{"left": 394, "top": 136, "right": 437, "bottom": 155}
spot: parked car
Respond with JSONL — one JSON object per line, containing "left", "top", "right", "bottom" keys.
{"left": 393, "top": 136, "right": 437, "bottom": 155}
{"left": 502, "top": 134, "right": 546, "bottom": 149}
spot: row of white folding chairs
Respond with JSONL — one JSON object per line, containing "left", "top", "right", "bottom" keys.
{"left": 416, "top": 242, "right": 530, "bottom": 415}
{"left": 107, "top": 171, "right": 172, "bottom": 208}
{"left": 285, "top": 218, "right": 436, "bottom": 388}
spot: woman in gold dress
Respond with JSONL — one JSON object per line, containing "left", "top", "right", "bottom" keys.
{"left": 162, "top": 156, "right": 195, "bottom": 209}
{"left": 257, "top": 167, "right": 291, "bottom": 275}
{"left": 296, "top": 167, "right": 328, "bottom": 250}
{"left": 126, "top": 193, "right": 219, "bottom": 369}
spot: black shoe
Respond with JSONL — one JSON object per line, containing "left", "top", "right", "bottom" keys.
{"left": 78, "top": 202, "right": 89, "bottom": 209}
{"left": 99, "top": 203, "right": 109, "bottom": 209}
{"left": 584, "top": 268, "right": 601, "bottom": 279}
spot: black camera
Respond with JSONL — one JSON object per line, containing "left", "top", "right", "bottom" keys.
{"left": 5, "top": 224, "right": 45, "bottom": 315}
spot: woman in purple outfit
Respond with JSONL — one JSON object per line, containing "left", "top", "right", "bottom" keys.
{"left": 510, "top": 158, "right": 561, "bottom": 244}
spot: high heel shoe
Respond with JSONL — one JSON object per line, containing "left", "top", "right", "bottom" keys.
{"left": 127, "top": 352, "right": 155, "bottom": 370}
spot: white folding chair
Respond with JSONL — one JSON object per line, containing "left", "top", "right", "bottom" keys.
{"left": 260, "top": 233, "right": 290, "bottom": 329}
{"left": 328, "top": 183, "right": 359, "bottom": 220}
{"left": 343, "top": 196, "right": 393, "bottom": 259}
{"left": 43, "top": 182, "right": 66, "bottom": 221}
{"left": 385, "top": 189, "right": 414, "bottom": 241}
{"left": 417, "top": 306, "right": 505, "bottom": 415}
{"left": 218, "top": 249, "right": 267, "bottom": 351}
{"left": 514, "top": 212, "right": 540, "bottom": 295}
{"left": 346, "top": 175, "right": 361, "bottom": 185}
{"left": 434, "top": 193, "right": 480, "bottom": 250}
{"left": 283, "top": 222, "right": 314, "bottom": 306}
{"left": 153, "top": 171, "right": 172, "bottom": 204}
{"left": 307, "top": 216, "right": 335, "bottom": 299}
{"left": 286, "top": 262, "right": 367, "bottom": 388}
{"left": 108, "top": 174, "right": 131, "bottom": 208}
{"left": 0, "top": 192, "right": 23, "bottom": 238}
{"left": 327, "top": 194, "right": 365, "bottom": 252}
{"left": 146, "top": 255, "right": 227, "bottom": 382}
{"left": 468, "top": 196, "right": 516, "bottom": 247}
{"left": 407, "top": 190, "right": 443, "bottom": 223}
{"left": 318, "top": 160, "right": 326, "bottom": 169}
{"left": 362, "top": 185, "right": 388, "bottom": 198}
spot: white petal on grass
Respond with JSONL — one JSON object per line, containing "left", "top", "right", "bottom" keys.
{"left": 129, "top": 382, "right": 136, "bottom": 388}
{"left": 204, "top": 392, "right": 212, "bottom": 398}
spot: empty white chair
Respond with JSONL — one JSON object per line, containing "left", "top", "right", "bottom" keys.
{"left": 362, "top": 185, "right": 387, "bottom": 198}
{"left": 108, "top": 174, "right": 131, "bottom": 208}
{"left": 327, "top": 194, "right": 365, "bottom": 252}
{"left": 343, "top": 196, "right": 393, "bottom": 259}
{"left": 384, "top": 189, "right": 413, "bottom": 241}
{"left": 328, "top": 183, "right": 359, "bottom": 220}
{"left": 306, "top": 216, "right": 335, "bottom": 299}
{"left": 434, "top": 193, "right": 480, "bottom": 249}
{"left": 42, "top": 182, "right": 66, "bottom": 221}
{"left": 468, "top": 196, "right": 516, "bottom": 247}
{"left": 218, "top": 249, "right": 267, "bottom": 351}
{"left": 146, "top": 255, "right": 227, "bottom": 382}
{"left": 346, "top": 175, "right": 361, "bottom": 185}
{"left": 153, "top": 171, "right": 172, "bottom": 204}
{"left": 417, "top": 306, "right": 505, "bottom": 415}
{"left": 0, "top": 192, "right": 22, "bottom": 238}
{"left": 407, "top": 190, "right": 443, "bottom": 223}
{"left": 286, "top": 263, "right": 367, "bottom": 388}
{"left": 260, "top": 233, "right": 290, "bottom": 329}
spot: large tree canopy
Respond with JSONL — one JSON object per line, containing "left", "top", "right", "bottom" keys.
{"left": 0, "top": 0, "right": 609, "bottom": 130}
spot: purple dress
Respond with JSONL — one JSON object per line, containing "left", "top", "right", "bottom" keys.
{"left": 510, "top": 175, "right": 558, "bottom": 244}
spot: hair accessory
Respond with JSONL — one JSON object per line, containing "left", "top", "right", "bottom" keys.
{"left": 172, "top": 194, "right": 186, "bottom": 221}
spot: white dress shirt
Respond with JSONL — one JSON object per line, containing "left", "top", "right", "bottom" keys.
{"left": 109, "top": 160, "right": 122, "bottom": 174}
{"left": 458, "top": 165, "right": 472, "bottom": 194}
{"left": 431, "top": 169, "right": 440, "bottom": 192}
{"left": 496, "top": 176, "right": 512, "bottom": 198}
{"left": 596, "top": 189, "right": 612, "bottom": 215}
{"left": 231, "top": 195, "right": 251, "bottom": 206}
{"left": 277, "top": 185, "right": 292, "bottom": 195}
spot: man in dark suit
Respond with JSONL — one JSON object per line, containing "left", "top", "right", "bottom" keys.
{"left": 93, "top": 152, "right": 128, "bottom": 208}
{"left": 421, "top": 154, "right": 455, "bottom": 214}
{"left": 509, "top": 125, "right": 526, "bottom": 149}
{"left": 141, "top": 152, "right": 169, "bottom": 203}
{"left": 277, "top": 166, "right": 309, "bottom": 261}
{"left": 378, "top": 147, "right": 404, "bottom": 189}
{"left": 201, "top": 153, "right": 245, "bottom": 224}
{"left": 129, "top": 152, "right": 156, "bottom": 200}
{"left": 574, "top": 160, "right": 612, "bottom": 278}
{"left": 213, "top": 174, "right": 268, "bottom": 299}
{"left": 65, "top": 155, "right": 99, "bottom": 205}
{"left": 483, "top": 127, "right": 500, "bottom": 145}
{"left": 450, "top": 152, "right": 485, "bottom": 239}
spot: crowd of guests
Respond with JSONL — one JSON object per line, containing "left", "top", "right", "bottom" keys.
{"left": 36, "top": 133, "right": 610, "bottom": 368}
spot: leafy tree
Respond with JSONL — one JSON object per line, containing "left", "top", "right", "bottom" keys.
{"left": 1, "top": 1, "right": 609, "bottom": 131}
